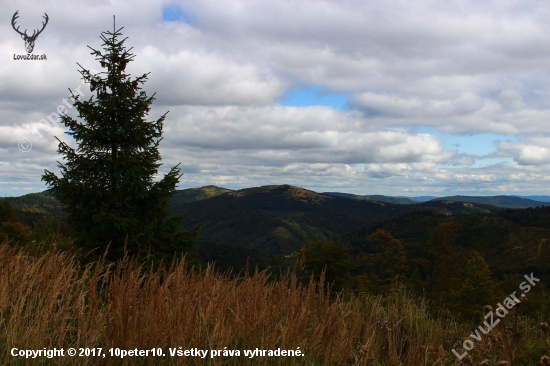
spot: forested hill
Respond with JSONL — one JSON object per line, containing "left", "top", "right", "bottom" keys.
{"left": 430, "top": 195, "right": 550, "bottom": 208}
{"left": 325, "top": 192, "right": 550, "bottom": 208}
{"left": 6, "top": 185, "right": 505, "bottom": 254}
{"left": 4, "top": 192, "right": 64, "bottom": 228}
{"left": 170, "top": 185, "right": 498, "bottom": 254}
{"left": 322, "top": 192, "right": 416, "bottom": 204}
{"left": 343, "top": 206, "right": 550, "bottom": 280}
{"left": 171, "top": 185, "right": 408, "bottom": 254}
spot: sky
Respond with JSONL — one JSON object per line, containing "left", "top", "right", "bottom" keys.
{"left": 2, "top": 0, "right": 550, "bottom": 197}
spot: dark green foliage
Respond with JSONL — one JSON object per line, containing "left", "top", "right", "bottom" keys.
{"left": 0, "top": 221, "right": 32, "bottom": 246}
{"left": 358, "top": 229, "right": 409, "bottom": 294}
{"left": 424, "top": 222, "right": 463, "bottom": 297}
{"left": 41, "top": 24, "right": 200, "bottom": 260}
{"left": 454, "top": 250, "right": 496, "bottom": 319}
{"left": 5, "top": 192, "right": 64, "bottom": 216}
{"left": 31, "top": 215, "right": 75, "bottom": 253}
{"left": 344, "top": 207, "right": 550, "bottom": 285}
{"left": 196, "top": 241, "right": 280, "bottom": 275}
{"left": 301, "top": 237, "right": 354, "bottom": 291}
{"left": 4, "top": 192, "right": 65, "bottom": 228}
{"left": 0, "top": 200, "right": 32, "bottom": 245}
{"left": 343, "top": 207, "right": 550, "bottom": 323}
{"left": 0, "top": 200, "right": 17, "bottom": 223}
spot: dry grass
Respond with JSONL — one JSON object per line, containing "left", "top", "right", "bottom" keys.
{"left": 0, "top": 240, "right": 483, "bottom": 365}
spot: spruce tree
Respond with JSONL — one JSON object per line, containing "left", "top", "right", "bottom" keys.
{"left": 42, "top": 21, "right": 201, "bottom": 260}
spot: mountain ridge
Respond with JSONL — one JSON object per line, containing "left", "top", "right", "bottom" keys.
{"left": 325, "top": 191, "right": 550, "bottom": 208}
{"left": 170, "top": 185, "right": 499, "bottom": 254}
{"left": 430, "top": 195, "right": 549, "bottom": 208}
{"left": 3, "top": 185, "right": 545, "bottom": 254}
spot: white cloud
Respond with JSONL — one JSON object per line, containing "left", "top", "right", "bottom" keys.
{"left": 497, "top": 138, "right": 550, "bottom": 166}
{"left": 3, "top": 0, "right": 550, "bottom": 195}
{"left": 138, "top": 47, "right": 288, "bottom": 106}
{"left": 161, "top": 106, "right": 453, "bottom": 165}
{"left": 350, "top": 92, "right": 484, "bottom": 119}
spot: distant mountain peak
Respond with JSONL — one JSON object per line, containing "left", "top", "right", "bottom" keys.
{"left": 281, "top": 186, "right": 332, "bottom": 204}
{"left": 229, "top": 184, "right": 332, "bottom": 204}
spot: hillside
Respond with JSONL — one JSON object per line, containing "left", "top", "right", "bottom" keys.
{"left": 430, "top": 195, "right": 549, "bottom": 208}
{"left": 4, "top": 192, "right": 65, "bottom": 228}
{"left": 343, "top": 206, "right": 550, "bottom": 281}
{"left": 364, "top": 195, "right": 416, "bottom": 204}
{"left": 4, "top": 186, "right": 231, "bottom": 228}
{"left": 414, "top": 199, "right": 498, "bottom": 215}
{"left": 171, "top": 185, "right": 498, "bottom": 255}
{"left": 326, "top": 192, "right": 549, "bottom": 208}
{"left": 515, "top": 195, "right": 550, "bottom": 202}
{"left": 170, "top": 185, "right": 233, "bottom": 206}
{"left": 172, "top": 185, "right": 415, "bottom": 254}
{"left": 4, "top": 185, "right": 506, "bottom": 254}
{"left": 323, "top": 192, "right": 416, "bottom": 204}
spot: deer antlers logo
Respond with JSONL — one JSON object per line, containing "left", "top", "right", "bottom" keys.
{"left": 12, "top": 11, "right": 49, "bottom": 54}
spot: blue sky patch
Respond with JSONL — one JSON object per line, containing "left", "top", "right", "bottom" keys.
{"left": 280, "top": 85, "right": 349, "bottom": 111}
{"left": 413, "top": 127, "right": 515, "bottom": 156}
{"left": 471, "top": 157, "right": 514, "bottom": 168}
{"left": 162, "top": 4, "right": 194, "bottom": 25}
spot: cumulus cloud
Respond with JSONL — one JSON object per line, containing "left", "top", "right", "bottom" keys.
{"left": 497, "top": 138, "right": 550, "bottom": 166}
{"left": 498, "top": 89, "right": 527, "bottom": 110}
{"left": 350, "top": 92, "right": 485, "bottom": 119}
{"left": 137, "top": 48, "right": 288, "bottom": 106}
{"left": 161, "top": 106, "right": 453, "bottom": 165}
{"left": 4, "top": 0, "right": 550, "bottom": 195}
